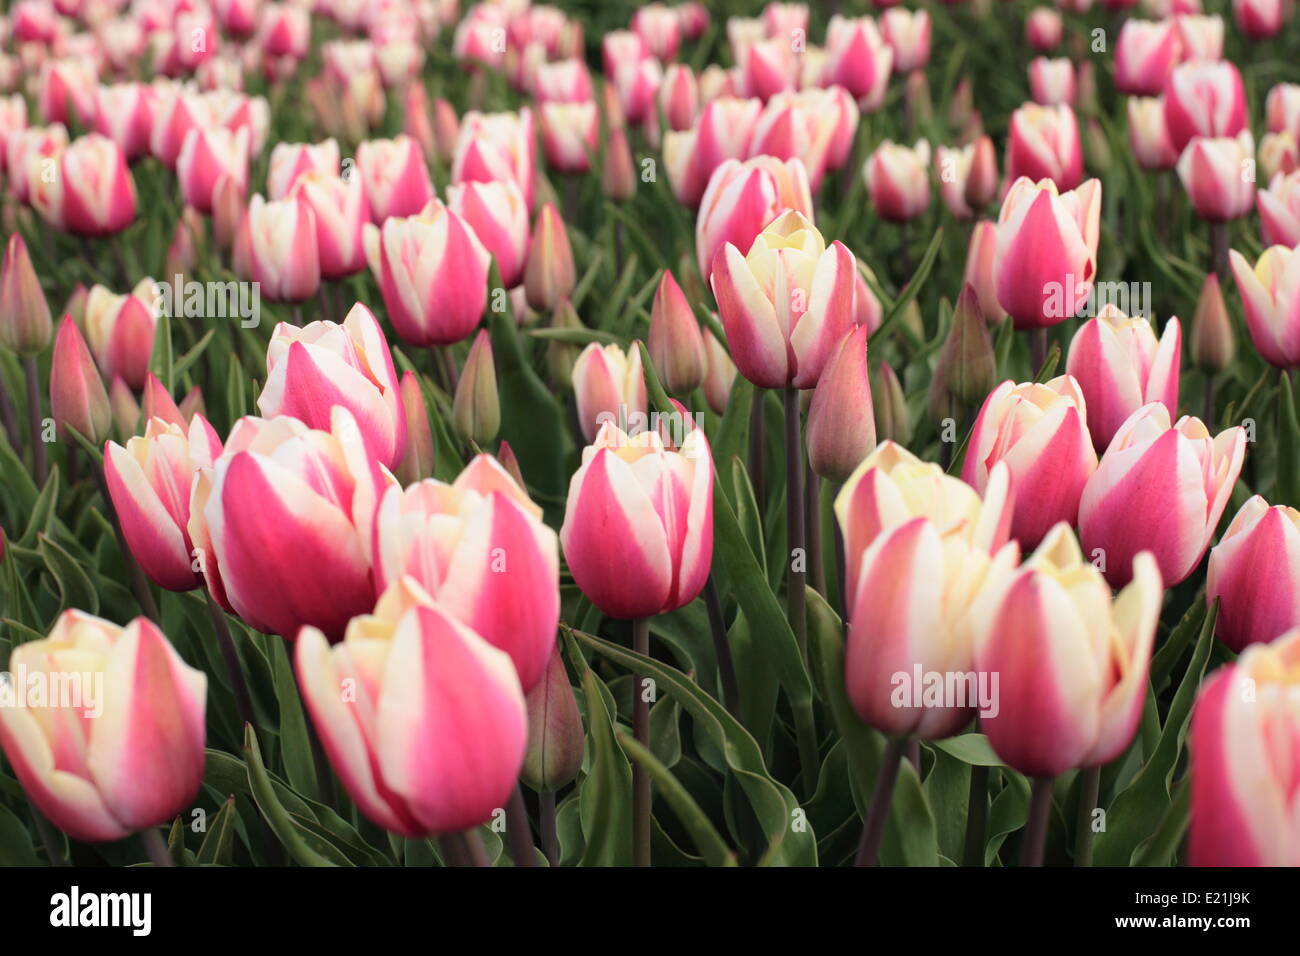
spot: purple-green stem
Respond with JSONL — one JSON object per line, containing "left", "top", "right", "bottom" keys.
{"left": 24, "top": 356, "right": 46, "bottom": 486}
{"left": 504, "top": 784, "right": 538, "bottom": 867}
{"left": 539, "top": 789, "right": 559, "bottom": 867}
{"left": 632, "top": 617, "right": 651, "bottom": 867}
{"left": 203, "top": 588, "right": 256, "bottom": 733}
{"left": 855, "top": 736, "right": 906, "bottom": 867}
{"left": 1021, "top": 776, "right": 1055, "bottom": 867}
{"left": 1074, "top": 766, "right": 1100, "bottom": 867}
{"left": 703, "top": 575, "right": 741, "bottom": 717}
{"left": 1210, "top": 220, "right": 1230, "bottom": 285}
{"left": 784, "top": 385, "right": 820, "bottom": 797}
{"left": 748, "top": 390, "right": 765, "bottom": 510}
{"left": 140, "top": 826, "right": 175, "bottom": 867}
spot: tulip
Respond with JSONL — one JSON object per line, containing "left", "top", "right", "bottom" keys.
{"left": 603, "top": 125, "right": 637, "bottom": 202}
{"left": 1176, "top": 132, "right": 1255, "bottom": 222}
{"left": 93, "top": 83, "right": 156, "bottom": 162}
{"left": 561, "top": 422, "right": 714, "bottom": 620}
{"left": 395, "top": 370, "right": 434, "bottom": 486}
{"left": 1114, "top": 19, "right": 1182, "bottom": 95}
{"left": 103, "top": 415, "right": 223, "bottom": 591}
{"left": 533, "top": 58, "right": 593, "bottom": 104}
{"left": 1176, "top": 14, "right": 1225, "bottom": 60}
{"left": 0, "top": 610, "right": 206, "bottom": 843}
{"left": 453, "top": 330, "right": 500, "bottom": 447}
{"left": 879, "top": 9, "right": 930, "bottom": 75}
{"left": 701, "top": 327, "right": 737, "bottom": 415}
{"left": 737, "top": 37, "right": 798, "bottom": 101}
{"left": 571, "top": 342, "right": 648, "bottom": 443}
{"left": 1066, "top": 306, "right": 1181, "bottom": 450}
{"left": 257, "top": 302, "right": 407, "bottom": 469}
{"left": 605, "top": 35, "right": 662, "bottom": 126}
{"left": 695, "top": 155, "right": 813, "bottom": 280}
{"left": 6, "top": 124, "right": 67, "bottom": 205}
{"left": 1228, "top": 244, "right": 1300, "bottom": 368}
{"left": 290, "top": 169, "right": 371, "bottom": 280}
{"left": 190, "top": 407, "right": 389, "bottom": 639}
{"left": 1164, "top": 60, "right": 1246, "bottom": 152}
{"left": 38, "top": 59, "right": 96, "bottom": 128}
{"left": 964, "top": 375, "right": 1097, "bottom": 546}
{"left": 1190, "top": 273, "right": 1235, "bottom": 372}
{"left": 177, "top": 126, "right": 249, "bottom": 215}
{"left": 660, "top": 64, "right": 699, "bottom": 132}
{"left": 451, "top": 109, "right": 535, "bottom": 212}
{"left": 372, "top": 455, "right": 560, "bottom": 690}
{"left": 539, "top": 102, "right": 598, "bottom": 175}
{"left": 50, "top": 316, "right": 111, "bottom": 444}
{"left": 993, "top": 176, "right": 1102, "bottom": 329}
{"left": 522, "top": 645, "right": 585, "bottom": 793}
{"left": 1233, "top": 0, "right": 1286, "bottom": 37}
{"left": 1127, "top": 96, "right": 1179, "bottom": 171}
{"left": 749, "top": 89, "right": 853, "bottom": 194}
{"left": 446, "top": 179, "right": 530, "bottom": 290}
{"left": 1205, "top": 496, "right": 1300, "bottom": 652}
{"left": 524, "top": 203, "right": 576, "bottom": 312}
{"left": 1266, "top": 83, "right": 1300, "bottom": 136}
{"left": 356, "top": 135, "right": 434, "bottom": 224}
{"left": 649, "top": 270, "right": 707, "bottom": 395}
{"left": 83, "top": 284, "right": 157, "bottom": 391}
{"left": 972, "top": 525, "right": 1162, "bottom": 778}
{"left": 1029, "top": 57, "right": 1076, "bottom": 106}
{"left": 233, "top": 193, "right": 320, "bottom": 304}
{"left": 1026, "top": 8, "right": 1064, "bottom": 51}
{"left": 835, "top": 442, "right": 1013, "bottom": 613}
{"left": 710, "top": 210, "right": 856, "bottom": 389}
{"left": 663, "top": 97, "right": 763, "bottom": 207}
{"left": 1006, "top": 103, "right": 1083, "bottom": 190}
{"left": 32, "top": 134, "right": 136, "bottom": 238}
{"left": 267, "top": 139, "right": 339, "bottom": 200}
{"left": 962, "top": 220, "right": 1005, "bottom": 324}
{"left": 865, "top": 139, "right": 931, "bottom": 223}
{"left": 296, "top": 580, "right": 527, "bottom": 836}
{"left": 0, "top": 94, "right": 26, "bottom": 169}
{"left": 822, "top": 16, "right": 893, "bottom": 111}
{"left": 807, "top": 325, "right": 875, "bottom": 483}
{"left": 1259, "top": 131, "right": 1300, "bottom": 182}
{"left": 936, "top": 137, "right": 996, "bottom": 219}
{"left": 1258, "top": 169, "right": 1300, "bottom": 247}
{"left": 258, "top": 3, "right": 310, "bottom": 59}
{"left": 0, "top": 233, "right": 52, "bottom": 356}
{"left": 367, "top": 201, "right": 491, "bottom": 348}
{"left": 632, "top": 3, "right": 683, "bottom": 62}
{"left": 141, "top": 373, "right": 186, "bottom": 431}
{"left": 1079, "top": 403, "right": 1245, "bottom": 587}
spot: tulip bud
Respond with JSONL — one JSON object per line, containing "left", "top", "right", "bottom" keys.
{"left": 395, "top": 371, "right": 435, "bottom": 486}
{"left": 525, "top": 204, "right": 576, "bottom": 313}
{"left": 1206, "top": 496, "right": 1300, "bottom": 652}
{"left": 701, "top": 328, "right": 736, "bottom": 416}
{"left": 1190, "top": 272, "right": 1235, "bottom": 372}
{"left": 807, "top": 326, "right": 875, "bottom": 482}
{"left": 141, "top": 372, "right": 186, "bottom": 430}
{"left": 963, "top": 135, "right": 998, "bottom": 211}
{"left": 572, "top": 342, "right": 648, "bottom": 443}
{"left": 602, "top": 125, "right": 637, "bottom": 203}
{"left": 872, "top": 360, "right": 912, "bottom": 445}
{"left": 432, "top": 98, "right": 459, "bottom": 165}
{"left": 649, "top": 270, "right": 707, "bottom": 396}
{"left": 83, "top": 285, "right": 157, "bottom": 391}
{"left": 62, "top": 283, "right": 87, "bottom": 328}
{"left": 521, "top": 645, "right": 585, "bottom": 792}
{"left": 1083, "top": 118, "right": 1112, "bottom": 176}
{"left": 935, "top": 284, "right": 997, "bottom": 409}
{"left": 212, "top": 175, "right": 245, "bottom": 251}
{"left": 0, "top": 233, "right": 52, "bottom": 355}
{"left": 546, "top": 297, "right": 585, "bottom": 389}
{"left": 453, "top": 329, "right": 500, "bottom": 447}
{"left": 1230, "top": 245, "right": 1300, "bottom": 368}
{"left": 110, "top": 376, "right": 141, "bottom": 436}
{"left": 50, "top": 316, "right": 110, "bottom": 443}
{"left": 497, "top": 440, "right": 526, "bottom": 490}
{"left": 865, "top": 139, "right": 931, "bottom": 222}
{"left": 178, "top": 385, "right": 205, "bottom": 423}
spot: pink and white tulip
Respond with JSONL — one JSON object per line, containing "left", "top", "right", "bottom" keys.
{"left": 571, "top": 342, "right": 649, "bottom": 444}
{"left": 695, "top": 155, "right": 813, "bottom": 279}
{"left": 1114, "top": 19, "right": 1182, "bottom": 95}
{"left": 1228, "top": 244, "right": 1300, "bottom": 368}
{"left": 1206, "top": 496, "right": 1300, "bottom": 652}
{"left": 267, "top": 139, "right": 340, "bottom": 200}
{"left": 290, "top": 169, "right": 371, "bottom": 280}
{"left": 177, "top": 126, "right": 250, "bottom": 215}
{"left": 1257, "top": 169, "right": 1300, "bottom": 247}
{"left": 356, "top": 135, "right": 434, "bottom": 223}
{"left": 1163, "top": 59, "right": 1247, "bottom": 152}
{"left": 1006, "top": 102, "right": 1083, "bottom": 190}
{"left": 1176, "top": 131, "right": 1255, "bottom": 221}
{"left": 864, "top": 139, "right": 931, "bottom": 222}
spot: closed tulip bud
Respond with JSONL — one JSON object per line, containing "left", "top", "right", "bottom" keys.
{"left": 109, "top": 376, "right": 140, "bottom": 436}
{"left": 572, "top": 342, "right": 648, "bottom": 444}
{"left": 356, "top": 135, "right": 434, "bottom": 223}
{"left": 1228, "top": 245, "right": 1300, "bottom": 368}
{"left": 972, "top": 525, "right": 1162, "bottom": 777}
{"left": 649, "top": 271, "right": 707, "bottom": 395}
{"left": 1177, "top": 132, "right": 1255, "bottom": 222}
{"left": 561, "top": 423, "right": 714, "bottom": 619}
{"left": 83, "top": 284, "right": 157, "bottom": 391}
{"left": 1114, "top": 19, "right": 1181, "bottom": 95}
{"left": 447, "top": 179, "right": 531, "bottom": 289}
{"left": 521, "top": 645, "right": 585, "bottom": 792}
{"left": 1006, "top": 103, "right": 1083, "bottom": 190}
{"left": 453, "top": 329, "right": 500, "bottom": 447}
{"left": 1164, "top": 60, "right": 1246, "bottom": 152}
{"left": 871, "top": 361, "right": 912, "bottom": 445}
{"left": 451, "top": 109, "right": 536, "bottom": 213}
{"left": 211, "top": 175, "right": 245, "bottom": 251}
{"left": 660, "top": 64, "right": 699, "bottom": 132}
{"left": 1083, "top": 118, "right": 1112, "bottom": 175}
{"left": 835, "top": 442, "right": 1013, "bottom": 613}
{"left": 373, "top": 455, "right": 560, "bottom": 690}
{"left": 948, "top": 79, "right": 975, "bottom": 133}
{"left": 497, "top": 440, "right": 526, "bottom": 489}
{"left": 904, "top": 72, "right": 933, "bottom": 127}
{"left": 1026, "top": 8, "right": 1063, "bottom": 51}
{"left": 701, "top": 327, "right": 737, "bottom": 415}
{"left": 191, "top": 407, "right": 390, "bottom": 640}
{"left": 0, "top": 610, "right": 206, "bottom": 842}
{"left": 267, "top": 139, "right": 339, "bottom": 201}
{"left": 822, "top": 15, "right": 893, "bottom": 111}
{"left": 141, "top": 373, "right": 186, "bottom": 431}
{"left": 432, "top": 98, "right": 460, "bottom": 165}
{"left": 807, "top": 325, "right": 875, "bottom": 483}
{"left": 962, "top": 220, "right": 1005, "bottom": 324}
{"left": 296, "top": 581, "right": 527, "bottom": 836}
{"left": 257, "top": 303, "right": 407, "bottom": 469}
{"left": 1079, "top": 403, "right": 1245, "bottom": 587}
{"left": 104, "top": 415, "right": 222, "bottom": 591}
{"left": 711, "top": 210, "right": 856, "bottom": 389}
{"left": 1029, "top": 57, "right": 1076, "bottom": 106}
{"left": 1126, "top": 96, "right": 1179, "bottom": 171}
{"left": 178, "top": 127, "right": 250, "bottom": 215}
{"left": 994, "top": 176, "right": 1102, "bottom": 329}
{"left": 1206, "top": 496, "right": 1300, "bottom": 652}
{"left": 602, "top": 125, "right": 637, "bottom": 203}
{"left": 865, "top": 139, "right": 931, "bottom": 222}
{"left": 935, "top": 284, "right": 997, "bottom": 408}
{"left": 1190, "top": 272, "right": 1235, "bottom": 371}
{"left": 234, "top": 193, "right": 320, "bottom": 303}
{"left": 965, "top": 136, "right": 998, "bottom": 211}
{"left": 525, "top": 203, "right": 576, "bottom": 312}
{"left": 1266, "top": 82, "right": 1300, "bottom": 136}
{"left": 0, "top": 233, "right": 52, "bottom": 355}
{"left": 695, "top": 155, "right": 813, "bottom": 278}
{"left": 1189, "top": 628, "right": 1300, "bottom": 865}
{"left": 50, "top": 316, "right": 110, "bottom": 443}
{"left": 546, "top": 297, "right": 584, "bottom": 388}
{"left": 178, "top": 385, "right": 204, "bottom": 423}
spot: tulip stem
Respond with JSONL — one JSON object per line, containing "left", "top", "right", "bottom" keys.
{"left": 1073, "top": 766, "right": 1101, "bottom": 867}
{"left": 805, "top": 456, "right": 825, "bottom": 597}
{"left": 855, "top": 736, "right": 906, "bottom": 867}
{"left": 504, "top": 784, "right": 538, "bottom": 867}
{"left": 1030, "top": 329, "right": 1048, "bottom": 378}
{"left": 140, "top": 827, "right": 175, "bottom": 867}
{"left": 23, "top": 356, "right": 46, "bottom": 486}
{"left": 29, "top": 802, "right": 67, "bottom": 866}
{"left": 1021, "top": 776, "right": 1055, "bottom": 867}
{"left": 631, "top": 617, "right": 652, "bottom": 867}
{"left": 203, "top": 589, "right": 256, "bottom": 734}
{"left": 962, "top": 763, "right": 989, "bottom": 866}
{"left": 784, "top": 385, "right": 820, "bottom": 797}
{"left": 439, "top": 830, "right": 490, "bottom": 867}
{"left": 90, "top": 458, "right": 160, "bottom": 624}
{"left": 1202, "top": 374, "right": 1216, "bottom": 431}
{"left": 0, "top": 371, "right": 19, "bottom": 452}
{"left": 703, "top": 575, "right": 740, "bottom": 716}
{"left": 539, "top": 789, "right": 559, "bottom": 866}
{"left": 748, "top": 391, "right": 765, "bottom": 511}
{"left": 832, "top": 481, "right": 846, "bottom": 620}
{"left": 1209, "top": 221, "right": 1229, "bottom": 284}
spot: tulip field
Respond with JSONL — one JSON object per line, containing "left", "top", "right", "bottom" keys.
{"left": 0, "top": 0, "right": 1298, "bottom": 880}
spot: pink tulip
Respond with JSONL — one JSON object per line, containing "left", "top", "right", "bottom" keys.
{"left": 1233, "top": 0, "right": 1286, "bottom": 37}
{"left": 257, "top": 2, "right": 310, "bottom": 59}
{"left": 663, "top": 97, "right": 763, "bottom": 207}
{"left": 864, "top": 139, "right": 931, "bottom": 222}
{"left": 0, "top": 610, "right": 206, "bottom": 843}
{"left": 1079, "top": 403, "right": 1246, "bottom": 587}
{"left": 213, "top": 0, "right": 260, "bottom": 37}
{"left": 610, "top": 52, "right": 663, "bottom": 127}
{"left": 1189, "top": 628, "right": 1300, "bottom": 865}
{"left": 1025, "top": 8, "right": 1064, "bottom": 51}
{"left": 1066, "top": 306, "right": 1181, "bottom": 450}
{"left": 290, "top": 169, "right": 371, "bottom": 280}
{"left": 711, "top": 210, "right": 856, "bottom": 389}
{"left": 50, "top": 315, "right": 111, "bottom": 444}
{"left": 1259, "top": 131, "right": 1300, "bottom": 181}
{"left": 561, "top": 422, "right": 714, "bottom": 620}
{"left": 1229, "top": 244, "right": 1300, "bottom": 368}
{"left": 533, "top": 58, "right": 594, "bottom": 104}
{"left": 257, "top": 302, "right": 406, "bottom": 470}
{"left": 1176, "top": 131, "right": 1255, "bottom": 221}
{"left": 0, "top": 233, "right": 52, "bottom": 356}
{"left": 233, "top": 192, "right": 320, "bottom": 303}
{"left": 1206, "top": 496, "right": 1300, "bottom": 652}
{"left": 571, "top": 342, "right": 649, "bottom": 443}
{"left": 177, "top": 126, "right": 250, "bottom": 215}
{"left": 190, "top": 407, "right": 389, "bottom": 640}
{"left": 296, "top": 581, "right": 527, "bottom": 836}
{"left": 33, "top": 133, "right": 136, "bottom": 237}
{"left": 964, "top": 375, "right": 1098, "bottom": 546}
{"left": 822, "top": 15, "right": 893, "bottom": 110}
{"left": 963, "top": 219, "right": 1005, "bottom": 323}
{"left": 0, "top": 94, "right": 27, "bottom": 170}
{"left": 93, "top": 83, "right": 156, "bottom": 161}
{"left": 451, "top": 109, "right": 536, "bottom": 212}
{"left": 446, "top": 179, "right": 530, "bottom": 289}
{"left": 356, "top": 135, "right": 433, "bottom": 224}
{"left": 104, "top": 416, "right": 223, "bottom": 591}
{"left": 267, "top": 138, "right": 339, "bottom": 200}
{"left": 738, "top": 37, "right": 798, "bottom": 101}
{"left": 1006, "top": 102, "right": 1083, "bottom": 190}
{"left": 1175, "top": 14, "right": 1225, "bottom": 60}
{"left": 83, "top": 283, "right": 157, "bottom": 390}
{"left": 660, "top": 63, "right": 700, "bottom": 131}
{"left": 1257, "top": 169, "right": 1300, "bottom": 247}
{"left": 750, "top": 88, "right": 855, "bottom": 192}
{"left": 372, "top": 455, "right": 560, "bottom": 691}
{"left": 973, "top": 525, "right": 1162, "bottom": 777}
{"left": 695, "top": 155, "right": 813, "bottom": 279}
{"left": 366, "top": 200, "right": 491, "bottom": 347}
{"left": 937, "top": 137, "right": 997, "bottom": 219}
{"left": 539, "top": 101, "right": 598, "bottom": 174}
{"left": 807, "top": 325, "right": 876, "bottom": 483}
{"left": 6, "top": 123, "right": 67, "bottom": 204}
{"left": 1114, "top": 19, "right": 1182, "bottom": 95}
{"left": 880, "top": 9, "right": 931, "bottom": 74}
{"left": 1266, "top": 82, "right": 1300, "bottom": 137}
{"left": 1127, "top": 96, "right": 1180, "bottom": 170}
{"left": 38, "top": 59, "right": 96, "bottom": 128}
{"left": 1029, "top": 57, "right": 1076, "bottom": 106}
{"left": 632, "top": 3, "right": 683, "bottom": 62}
{"left": 993, "top": 176, "right": 1102, "bottom": 329}
{"left": 1164, "top": 60, "right": 1247, "bottom": 152}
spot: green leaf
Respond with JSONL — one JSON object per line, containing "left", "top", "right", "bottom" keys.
{"left": 873, "top": 226, "right": 944, "bottom": 343}
{"left": 931, "top": 734, "right": 1005, "bottom": 767}
{"left": 149, "top": 311, "right": 174, "bottom": 394}
{"left": 19, "top": 465, "right": 60, "bottom": 548}
{"left": 173, "top": 328, "right": 216, "bottom": 382}
{"left": 196, "top": 796, "right": 238, "bottom": 865}
{"left": 38, "top": 532, "right": 99, "bottom": 615}
{"left": 0, "top": 802, "right": 40, "bottom": 865}
{"left": 574, "top": 645, "right": 633, "bottom": 867}
{"left": 241, "top": 726, "right": 338, "bottom": 867}
{"left": 267, "top": 638, "right": 318, "bottom": 802}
